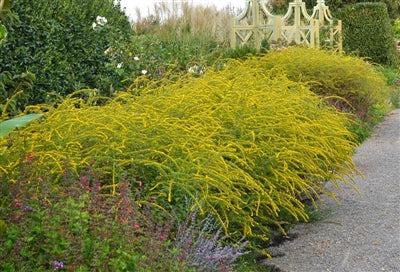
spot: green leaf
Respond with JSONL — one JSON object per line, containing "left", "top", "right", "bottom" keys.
{"left": 0, "top": 24, "right": 6, "bottom": 42}
{"left": 0, "top": 114, "right": 43, "bottom": 138}
{"left": 0, "top": 219, "right": 6, "bottom": 238}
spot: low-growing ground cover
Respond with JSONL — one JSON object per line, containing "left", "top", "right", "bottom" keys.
{"left": 0, "top": 165, "right": 248, "bottom": 271}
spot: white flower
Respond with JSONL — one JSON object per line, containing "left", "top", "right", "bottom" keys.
{"left": 96, "top": 16, "right": 108, "bottom": 26}
{"left": 117, "top": 63, "right": 123, "bottom": 69}
{"left": 134, "top": 56, "right": 139, "bottom": 61}
{"left": 187, "top": 64, "right": 205, "bottom": 74}
{"left": 141, "top": 70, "right": 147, "bottom": 75}
{"left": 92, "top": 22, "right": 97, "bottom": 30}
{"left": 104, "top": 47, "right": 112, "bottom": 55}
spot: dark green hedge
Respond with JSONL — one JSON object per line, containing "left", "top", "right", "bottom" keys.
{"left": 338, "top": 2, "right": 398, "bottom": 66}
{"left": 328, "top": 0, "right": 400, "bottom": 21}
{"left": 0, "top": 0, "right": 132, "bottom": 105}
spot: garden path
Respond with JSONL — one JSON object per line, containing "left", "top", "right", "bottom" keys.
{"left": 263, "top": 109, "right": 400, "bottom": 272}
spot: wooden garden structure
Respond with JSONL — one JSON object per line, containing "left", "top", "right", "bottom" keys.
{"left": 231, "top": 0, "right": 342, "bottom": 51}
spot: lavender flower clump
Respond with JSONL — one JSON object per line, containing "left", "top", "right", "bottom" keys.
{"left": 52, "top": 260, "right": 64, "bottom": 270}
{"left": 24, "top": 205, "right": 35, "bottom": 212}
{"left": 174, "top": 208, "right": 249, "bottom": 271}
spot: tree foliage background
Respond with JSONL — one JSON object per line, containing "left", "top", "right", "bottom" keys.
{"left": 0, "top": 0, "right": 132, "bottom": 106}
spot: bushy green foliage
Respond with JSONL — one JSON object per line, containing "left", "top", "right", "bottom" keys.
{"left": 0, "top": 0, "right": 132, "bottom": 105}
{"left": 119, "top": 32, "right": 221, "bottom": 81}
{"left": 2, "top": 166, "right": 240, "bottom": 271}
{"left": 1, "top": 169, "right": 248, "bottom": 270}
{"left": 0, "top": 57, "right": 359, "bottom": 244}
{"left": 221, "top": 44, "right": 258, "bottom": 60}
{"left": 376, "top": 65, "right": 400, "bottom": 112}
{"left": 253, "top": 47, "right": 389, "bottom": 121}
{"left": 338, "top": 2, "right": 398, "bottom": 66}
{"left": 395, "top": 18, "right": 400, "bottom": 39}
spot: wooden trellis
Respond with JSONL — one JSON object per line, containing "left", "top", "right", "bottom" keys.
{"left": 231, "top": 0, "right": 342, "bottom": 51}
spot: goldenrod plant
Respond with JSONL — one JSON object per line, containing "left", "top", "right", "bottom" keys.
{"left": 253, "top": 47, "right": 389, "bottom": 121}
{"left": 0, "top": 57, "right": 360, "bottom": 244}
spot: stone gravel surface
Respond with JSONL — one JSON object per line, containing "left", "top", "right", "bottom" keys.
{"left": 263, "top": 109, "right": 400, "bottom": 272}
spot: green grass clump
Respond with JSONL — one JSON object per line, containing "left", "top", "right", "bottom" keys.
{"left": 0, "top": 57, "right": 359, "bottom": 244}
{"left": 253, "top": 47, "right": 389, "bottom": 121}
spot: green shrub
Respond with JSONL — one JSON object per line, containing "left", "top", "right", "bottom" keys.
{"left": 222, "top": 44, "right": 258, "bottom": 60}
{"left": 395, "top": 18, "right": 400, "bottom": 39}
{"left": 0, "top": 58, "right": 359, "bottom": 244}
{"left": 122, "top": 32, "right": 220, "bottom": 81}
{"left": 0, "top": 0, "right": 132, "bottom": 106}
{"left": 375, "top": 65, "right": 400, "bottom": 110}
{"left": 338, "top": 2, "right": 398, "bottom": 66}
{"left": 252, "top": 47, "right": 389, "bottom": 121}
{"left": 377, "top": 65, "right": 400, "bottom": 86}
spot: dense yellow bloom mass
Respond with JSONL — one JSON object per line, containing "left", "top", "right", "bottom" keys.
{"left": 0, "top": 56, "right": 360, "bottom": 242}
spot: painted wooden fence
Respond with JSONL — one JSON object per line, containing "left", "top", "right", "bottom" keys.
{"left": 231, "top": 0, "right": 342, "bottom": 51}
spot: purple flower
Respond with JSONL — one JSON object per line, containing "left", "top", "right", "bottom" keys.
{"left": 24, "top": 205, "right": 35, "bottom": 212}
{"left": 52, "top": 260, "right": 64, "bottom": 270}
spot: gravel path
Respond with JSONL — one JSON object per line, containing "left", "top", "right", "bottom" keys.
{"left": 263, "top": 109, "right": 400, "bottom": 272}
